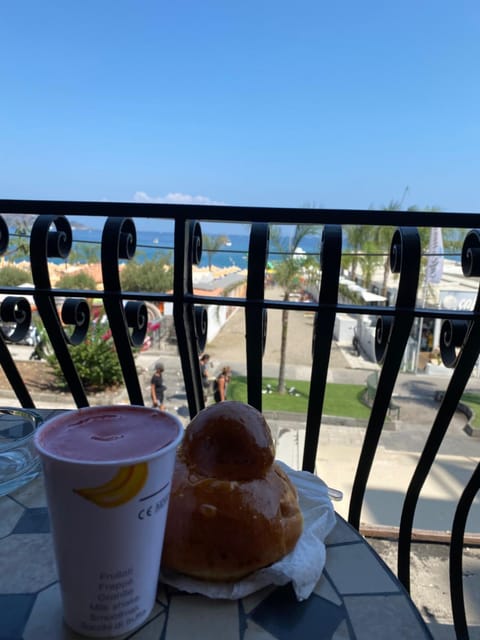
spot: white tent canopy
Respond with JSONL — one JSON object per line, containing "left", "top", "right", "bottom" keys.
{"left": 340, "top": 278, "right": 386, "bottom": 304}
{"left": 360, "top": 290, "right": 387, "bottom": 303}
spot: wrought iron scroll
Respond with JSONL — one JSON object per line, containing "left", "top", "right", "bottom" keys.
{"left": 30, "top": 215, "right": 90, "bottom": 407}
{"left": 101, "top": 217, "right": 147, "bottom": 405}
{"left": 0, "top": 215, "right": 8, "bottom": 253}
{"left": 398, "top": 228, "right": 480, "bottom": 593}
{"left": 0, "top": 297, "right": 31, "bottom": 344}
{"left": 192, "top": 227, "right": 208, "bottom": 360}
{"left": 302, "top": 225, "right": 342, "bottom": 473}
{"left": 173, "top": 220, "right": 206, "bottom": 417}
{"left": 246, "top": 223, "right": 269, "bottom": 411}
{"left": 450, "top": 461, "right": 480, "bottom": 640}
{"left": 194, "top": 306, "right": 208, "bottom": 355}
{"left": 0, "top": 216, "right": 35, "bottom": 406}
{"left": 349, "top": 228, "right": 421, "bottom": 529}
{"left": 440, "top": 230, "right": 480, "bottom": 368}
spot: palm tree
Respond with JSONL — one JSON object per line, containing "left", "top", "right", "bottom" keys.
{"left": 202, "top": 234, "right": 229, "bottom": 271}
{"left": 372, "top": 199, "right": 402, "bottom": 298}
{"left": 375, "top": 200, "right": 442, "bottom": 299}
{"left": 5, "top": 219, "right": 31, "bottom": 260}
{"left": 272, "top": 224, "right": 321, "bottom": 393}
{"left": 345, "top": 201, "right": 407, "bottom": 290}
{"left": 345, "top": 225, "right": 372, "bottom": 281}
{"left": 359, "top": 240, "right": 384, "bottom": 289}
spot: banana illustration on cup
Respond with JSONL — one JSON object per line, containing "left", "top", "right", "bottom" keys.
{"left": 74, "top": 463, "right": 148, "bottom": 508}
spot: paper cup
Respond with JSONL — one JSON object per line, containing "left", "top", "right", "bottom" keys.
{"left": 35, "top": 405, "right": 183, "bottom": 638}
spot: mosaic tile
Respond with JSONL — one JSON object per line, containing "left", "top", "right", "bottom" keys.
{"left": 343, "top": 594, "right": 428, "bottom": 640}
{"left": 127, "top": 604, "right": 166, "bottom": 640}
{"left": 242, "top": 585, "right": 276, "bottom": 614}
{"left": 250, "top": 585, "right": 346, "bottom": 640}
{"left": 0, "top": 592, "right": 36, "bottom": 639}
{"left": 166, "top": 593, "right": 240, "bottom": 639}
{"left": 244, "top": 619, "right": 278, "bottom": 639}
{"left": 0, "top": 533, "right": 57, "bottom": 593}
{"left": 24, "top": 583, "right": 166, "bottom": 640}
{"left": 8, "top": 475, "right": 48, "bottom": 509}
{"left": 313, "top": 574, "right": 343, "bottom": 606}
{"left": 331, "top": 620, "right": 352, "bottom": 639}
{"left": 12, "top": 507, "right": 50, "bottom": 534}
{"left": 156, "top": 583, "right": 169, "bottom": 607}
{"left": 325, "top": 518, "right": 359, "bottom": 545}
{"left": 325, "top": 544, "right": 399, "bottom": 595}
{"left": 23, "top": 582, "right": 69, "bottom": 640}
{"left": 0, "top": 496, "right": 24, "bottom": 538}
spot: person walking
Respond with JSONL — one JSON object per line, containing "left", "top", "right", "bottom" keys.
{"left": 213, "top": 366, "right": 232, "bottom": 403}
{"left": 151, "top": 361, "right": 166, "bottom": 410}
{"left": 199, "top": 353, "right": 212, "bottom": 401}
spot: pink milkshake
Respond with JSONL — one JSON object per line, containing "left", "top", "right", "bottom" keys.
{"left": 36, "top": 405, "right": 180, "bottom": 462}
{"left": 35, "top": 405, "right": 183, "bottom": 638}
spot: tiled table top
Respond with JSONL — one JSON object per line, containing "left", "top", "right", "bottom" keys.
{"left": 0, "top": 474, "right": 433, "bottom": 640}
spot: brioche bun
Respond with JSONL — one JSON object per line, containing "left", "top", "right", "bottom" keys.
{"left": 162, "top": 401, "right": 303, "bottom": 581}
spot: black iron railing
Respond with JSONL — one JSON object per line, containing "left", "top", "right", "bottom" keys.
{"left": 0, "top": 199, "right": 479, "bottom": 638}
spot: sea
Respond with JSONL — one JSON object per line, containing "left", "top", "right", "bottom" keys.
{"left": 9, "top": 224, "right": 459, "bottom": 271}
{"left": 41, "top": 228, "right": 325, "bottom": 270}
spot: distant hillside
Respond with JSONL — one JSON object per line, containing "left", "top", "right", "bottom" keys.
{"left": 2, "top": 213, "right": 90, "bottom": 231}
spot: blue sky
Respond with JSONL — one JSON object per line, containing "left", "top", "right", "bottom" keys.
{"left": 1, "top": 1, "right": 480, "bottom": 215}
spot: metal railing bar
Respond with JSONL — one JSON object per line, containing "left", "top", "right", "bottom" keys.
{"left": 5, "top": 283, "right": 480, "bottom": 324}
{"left": 245, "top": 223, "right": 269, "bottom": 411}
{"left": 29, "top": 215, "right": 89, "bottom": 407}
{"left": 450, "top": 462, "right": 480, "bottom": 640}
{"left": 398, "top": 236, "right": 480, "bottom": 594}
{"left": 172, "top": 220, "right": 204, "bottom": 417}
{"left": 10, "top": 227, "right": 462, "bottom": 261}
{"left": 398, "top": 317, "right": 480, "bottom": 592}
{"left": 348, "top": 228, "right": 421, "bottom": 532}
{"left": 0, "top": 339, "right": 34, "bottom": 406}
{"left": 100, "top": 218, "right": 145, "bottom": 405}
{"left": 303, "top": 225, "right": 342, "bottom": 473}
{"left": 3, "top": 198, "right": 480, "bottom": 228}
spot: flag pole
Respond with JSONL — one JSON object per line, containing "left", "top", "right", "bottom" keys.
{"left": 415, "top": 227, "right": 444, "bottom": 373}
{"left": 415, "top": 278, "right": 428, "bottom": 373}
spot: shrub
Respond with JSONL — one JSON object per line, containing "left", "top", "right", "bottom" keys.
{"left": 0, "top": 265, "right": 31, "bottom": 286}
{"left": 47, "top": 323, "right": 123, "bottom": 390}
{"left": 121, "top": 256, "right": 173, "bottom": 292}
{"left": 55, "top": 272, "right": 97, "bottom": 291}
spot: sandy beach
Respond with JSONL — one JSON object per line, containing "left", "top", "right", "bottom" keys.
{"left": 204, "top": 285, "right": 350, "bottom": 374}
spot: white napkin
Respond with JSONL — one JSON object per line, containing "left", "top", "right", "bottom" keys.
{"left": 160, "top": 462, "right": 336, "bottom": 601}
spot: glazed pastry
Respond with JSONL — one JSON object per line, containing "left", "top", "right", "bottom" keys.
{"left": 162, "top": 401, "right": 303, "bottom": 581}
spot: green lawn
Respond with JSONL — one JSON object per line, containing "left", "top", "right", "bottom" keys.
{"left": 461, "top": 392, "right": 480, "bottom": 428}
{"left": 227, "top": 376, "right": 371, "bottom": 419}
